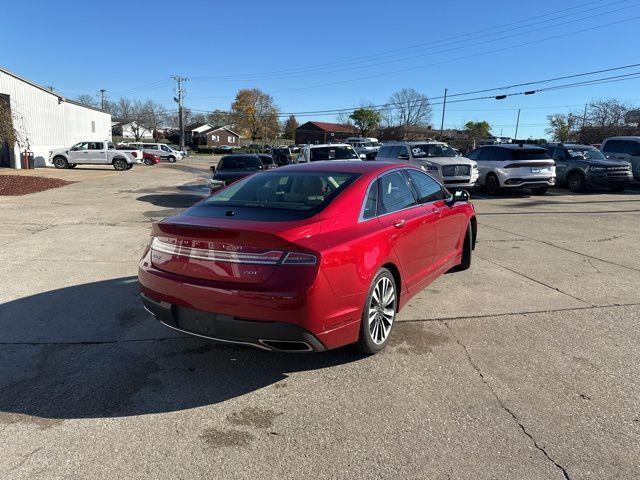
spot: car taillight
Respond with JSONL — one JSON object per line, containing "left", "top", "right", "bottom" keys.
{"left": 150, "top": 237, "right": 317, "bottom": 266}
{"left": 282, "top": 252, "right": 317, "bottom": 265}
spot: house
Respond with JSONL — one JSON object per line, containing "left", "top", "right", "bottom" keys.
{"left": 294, "top": 121, "right": 357, "bottom": 145}
{"left": 185, "top": 122, "right": 214, "bottom": 146}
{"left": 378, "top": 125, "right": 436, "bottom": 141}
{"left": 0, "top": 67, "right": 112, "bottom": 169}
{"left": 201, "top": 126, "right": 240, "bottom": 148}
{"left": 111, "top": 121, "right": 154, "bottom": 140}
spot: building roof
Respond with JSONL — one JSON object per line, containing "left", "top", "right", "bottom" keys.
{"left": 298, "top": 121, "right": 357, "bottom": 133}
{"left": 203, "top": 125, "right": 241, "bottom": 137}
{"left": 0, "top": 66, "right": 109, "bottom": 114}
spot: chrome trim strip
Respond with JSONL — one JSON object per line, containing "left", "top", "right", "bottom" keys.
{"left": 151, "top": 237, "right": 283, "bottom": 265}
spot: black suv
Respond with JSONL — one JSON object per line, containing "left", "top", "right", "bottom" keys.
{"left": 543, "top": 144, "right": 632, "bottom": 192}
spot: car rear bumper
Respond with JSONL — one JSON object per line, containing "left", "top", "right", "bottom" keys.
{"left": 141, "top": 293, "right": 325, "bottom": 352}
{"left": 502, "top": 176, "right": 556, "bottom": 188}
{"left": 138, "top": 250, "right": 362, "bottom": 351}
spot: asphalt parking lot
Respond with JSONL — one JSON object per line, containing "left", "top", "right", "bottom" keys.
{"left": 1, "top": 156, "right": 639, "bottom": 480}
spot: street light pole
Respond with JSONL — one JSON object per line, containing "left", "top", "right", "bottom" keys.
{"left": 514, "top": 109, "right": 521, "bottom": 140}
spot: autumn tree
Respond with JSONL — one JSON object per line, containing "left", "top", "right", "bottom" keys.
{"left": 546, "top": 113, "right": 579, "bottom": 142}
{"left": 231, "top": 88, "right": 280, "bottom": 141}
{"left": 283, "top": 115, "right": 299, "bottom": 140}
{"left": 383, "top": 88, "right": 432, "bottom": 127}
{"left": 350, "top": 107, "right": 381, "bottom": 136}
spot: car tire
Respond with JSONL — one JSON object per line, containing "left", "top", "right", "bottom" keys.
{"left": 485, "top": 173, "right": 501, "bottom": 195}
{"left": 112, "top": 158, "right": 128, "bottom": 171}
{"left": 143, "top": 158, "right": 153, "bottom": 166}
{"left": 567, "top": 172, "right": 585, "bottom": 193}
{"left": 53, "top": 156, "right": 68, "bottom": 169}
{"left": 531, "top": 186, "right": 548, "bottom": 195}
{"left": 68, "top": 163, "right": 77, "bottom": 169}
{"left": 168, "top": 155, "right": 176, "bottom": 163}
{"left": 609, "top": 184, "right": 627, "bottom": 192}
{"left": 450, "top": 223, "right": 473, "bottom": 272}
{"left": 126, "top": 163, "right": 133, "bottom": 170}
{"left": 357, "top": 268, "right": 397, "bottom": 355}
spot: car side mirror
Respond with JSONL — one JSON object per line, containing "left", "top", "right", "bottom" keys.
{"left": 359, "top": 154, "right": 366, "bottom": 160}
{"left": 397, "top": 154, "right": 409, "bottom": 160}
{"left": 210, "top": 165, "right": 216, "bottom": 173}
{"left": 445, "top": 190, "right": 470, "bottom": 207}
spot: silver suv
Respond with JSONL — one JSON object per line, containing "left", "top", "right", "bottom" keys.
{"left": 375, "top": 141, "right": 479, "bottom": 188}
{"left": 601, "top": 136, "right": 640, "bottom": 181}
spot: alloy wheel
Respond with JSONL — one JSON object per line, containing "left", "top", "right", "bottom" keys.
{"left": 368, "top": 276, "right": 396, "bottom": 345}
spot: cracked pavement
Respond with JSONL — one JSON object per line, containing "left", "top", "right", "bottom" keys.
{"left": 0, "top": 158, "right": 639, "bottom": 479}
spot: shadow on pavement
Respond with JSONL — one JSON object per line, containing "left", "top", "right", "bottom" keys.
{"left": 0, "top": 277, "right": 364, "bottom": 421}
{"left": 136, "top": 193, "right": 205, "bottom": 208}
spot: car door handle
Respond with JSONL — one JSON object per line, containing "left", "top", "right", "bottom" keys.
{"left": 393, "top": 219, "right": 406, "bottom": 229}
{"left": 433, "top": 207, "right": 442, "bottom": 215}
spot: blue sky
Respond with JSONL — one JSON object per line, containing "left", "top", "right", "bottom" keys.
{"left": 2, "top": 0, "right": 639, "bottom": 138}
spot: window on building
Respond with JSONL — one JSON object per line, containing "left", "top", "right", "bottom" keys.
{"left": 91, "top": 121, "right": 95, "bottom": 133}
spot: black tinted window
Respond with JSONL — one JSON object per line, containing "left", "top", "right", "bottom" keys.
{"left": 218, "top": 156, "right": 261, "bottom": 170}
{"left": 377, "top": 171, "right": 417, "bottom": 215}
{"left": 508, "top": 149, "right": 551, "bottom": 160}
{"left": 309, "top": 146, "right": 358, "bottom": 161}
{"left": 204, "top": 172, "right": 358, "bottom": 211}
{"left": 362, "top": 180, "right": 378, "bottom": 220}
{"left": 410, "top": 144, "right": 457, "bottom": 158}
{"left": 466, "top": 149, "right": 480, "bottom": 160}
{"left": 476, "top": 148, "right": 493, "bottom": 161}
{"left": 405, "top": 169, "right": 444, "bottom": 203}
{"left": 377, "top": 145, "right": 393, "bottom": 159}
{"left": 602, "top": 140, "right": 623, "bottom": 153}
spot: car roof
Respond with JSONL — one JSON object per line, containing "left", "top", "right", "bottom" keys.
{"left": 305, "top": 143, "right": 351, "bottom": 148}
{"left": 603, "top": 136, "right": 640, "bottom": 140}
{"left": 543, "top": 143, "right": 594, "bottom": 148}
{"left": 480, "top": 144, "right": 546, "bottom": 150}
{"left": 275, "top": 160, "right": 412, "bottom": 175}
{"left": 220, "top": 154, "right": 259, "bottom": 159}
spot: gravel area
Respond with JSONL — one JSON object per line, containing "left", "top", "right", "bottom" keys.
{"left": 0, "top": 175, "right": 73, "bottom": 196}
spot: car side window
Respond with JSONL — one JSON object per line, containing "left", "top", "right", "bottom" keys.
{"left": 621, "top": 140, "right": 640, "bottom": 155}
{"left": 466, "top": 149, "right": 479, "bottom": 160}
{"left": 161, "top": 145, "right": 171, "bottom": 152}
{"left": 362, "top": 179, "right": 379, "bottom": 220}
{"left": 396, "top": 146, "right": 409, "bottom": 159}
{"left": 404, "top": 169, "right": 445, "bottom": 203}
{"left": 602, "top": 140, "right": 622, "bottom": 153}
{"left": 377, "top": 171, "right": 417, "bottom": 215}
{"left": 476, "top": 148, "right": 492, "bottom": 161}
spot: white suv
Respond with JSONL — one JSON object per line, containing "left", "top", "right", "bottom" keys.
{"left": 128, "top": 142, "right": 182, "bottom": 163}
{"left": 375, "top": 141, "right": 479, "bottom": 188}
{"left": 297, "top": 143, "right": 363, "bottom": 163}
{"left": 467, "top": 144, "right": 556, "bottom": 195}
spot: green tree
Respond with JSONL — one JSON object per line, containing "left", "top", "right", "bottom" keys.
{"left": 349, "top": 108, "right": 381, "bottom": 136}
{"left": 545, "top": 113, "right": 579, "bottom": 142}
{"left": 0, "top": 97, "right": 17, "bottom": 148}
{"left": 464, "top": 121, "right": 491, "bottom": 144}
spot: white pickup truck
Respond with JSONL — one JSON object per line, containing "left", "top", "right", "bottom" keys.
{"left": 49, "top": 140, "right": 141, "bottom": 171}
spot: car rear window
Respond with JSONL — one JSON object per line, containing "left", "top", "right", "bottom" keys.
{"left": 310, "top": 146, "right": 358, "bottom": 161}
{"left": 202, "top": 171, "right": 359, "bottom": 212}
{"left": 506, "top": 149, "right": 551, "bottom": 160}
{"left": 218, "top": 156, "right": 261, "bottom": 170}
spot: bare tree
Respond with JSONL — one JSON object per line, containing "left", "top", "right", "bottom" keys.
{"left": 75, "top": 94, "right": 98, "bottom": 108}
{"left": 384, "top": 88, "right": 433, "bottom": 127}
{"left": 139, "top": 100, "right": 167, "bottom": 140}
{"left": 586, "top": 98, "right": 630, "bottom": 127}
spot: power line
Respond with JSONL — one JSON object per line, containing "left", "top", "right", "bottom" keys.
{"left": 190, "top": 0, "right": 635, "bottom": 84}
{"left": 188, "top": 0, "right": 627, "bottom": 82}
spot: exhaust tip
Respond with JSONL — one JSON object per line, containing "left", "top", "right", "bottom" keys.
{"left": 258, "top": 339, "right": 314, "bottom": 352}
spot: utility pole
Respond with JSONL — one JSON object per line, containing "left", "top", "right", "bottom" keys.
{"left": 514, "top": 109, "right": 521, "bottom": 140}
{"left": 582, "top": 103, "right": 588, "bottom": 128}
{"left": 98, "top": 89, "right": 107, "bottom": 110}
{"left": 172, "top": 75, "right": 187, "bottom": 151}
{"left": 439, "top": 88, "right": 448, "bottom": 139}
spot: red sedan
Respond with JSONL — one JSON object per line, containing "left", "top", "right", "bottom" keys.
{"left": 138, "top": 161, "right": 476, "bottom": 353}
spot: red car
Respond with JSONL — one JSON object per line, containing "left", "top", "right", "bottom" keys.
{"left": 138, "top": 161, "right": 476, "bottom": 353}
{"left": 143, "top": 152, "right": 160, "bottom": 165}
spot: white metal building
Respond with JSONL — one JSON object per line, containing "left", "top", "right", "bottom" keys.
{"left": 0, "top": 67, "right": 112, "bottom": 169}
